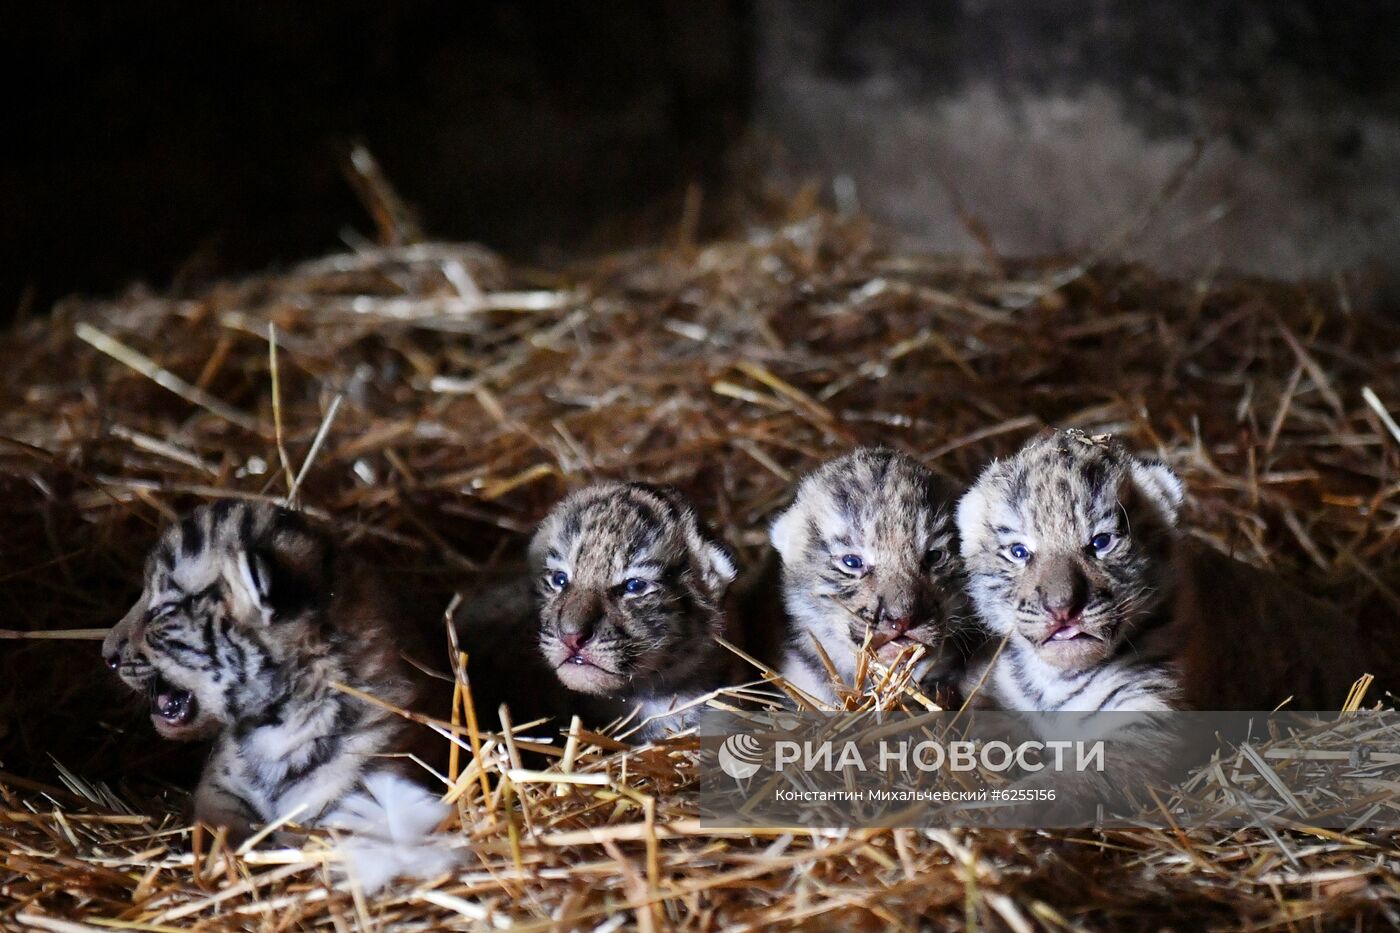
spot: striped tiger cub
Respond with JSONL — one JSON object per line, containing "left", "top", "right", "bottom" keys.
{"left": 759, "top": 447, "right": 981, "bottom": 706}
{"left": 526, "top": 482, "right": 741, "bottom": 740}
{"left": 956, "top": 428, "right": 1373, "bottom": 713}
{"left": 102, "top": 501, "right": 454, "bottom": 887}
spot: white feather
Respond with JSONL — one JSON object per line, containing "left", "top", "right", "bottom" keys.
{"left": 325, "top": 771, "right": 457, "bottom": 893}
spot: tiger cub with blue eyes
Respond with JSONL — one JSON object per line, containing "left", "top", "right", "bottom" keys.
{"left": 526, "top": 482, "right": 740, "bottom": 740}
{"left": 763, "top": 447, "right": 979, "bottom": 706}
{"left": 957, "top": 429, "right": 1375, "bottom": 713}
{"left": 101, "top": 501, "right": 453, "bottom": 886}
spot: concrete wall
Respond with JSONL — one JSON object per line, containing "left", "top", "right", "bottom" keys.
{"left": 756, "top": 0, "right": 1400, "bottom": 285}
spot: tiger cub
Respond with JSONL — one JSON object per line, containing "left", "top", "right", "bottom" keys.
{"left": 956, "top": 429, "right": 1373, "bottom": 713}
{"left": 760, "top": 447, "right": 979, "bottom": 706}
{"left": 102, "top": 501, "right": 451, "bottom": 873}
{"left": 526, "top": 482, "right": 740, "bottom": 740}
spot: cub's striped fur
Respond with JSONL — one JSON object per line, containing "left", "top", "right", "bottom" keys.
{"left": 102, "top": 502, "right": 447, "bottom": 853}
{"left": 764, "top": 448, "right": 978, "bottom": 705}
{"left": 528, "top": 482, "right": 739, "bottom": 740}
{"left": 957, "top": 429, "right": 1370, "bottom": 713}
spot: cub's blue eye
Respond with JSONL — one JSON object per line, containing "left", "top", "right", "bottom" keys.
{"left": 840, "top": 554, "right": 864, "bottom": 570}
{"left": 549, "top": 571, "right": 569, "bottom": 589}
{"left": 1007, "top": 543, "right": 1031, "bottom": 562}
{"left": 623, "top": 578, "right": 649, "bottom": 595}
{"left": 925, "top": 548, "right": 946, "bottom": 567}
{"left": 1090, "top": 533, "right": 1116, "bottom": 553}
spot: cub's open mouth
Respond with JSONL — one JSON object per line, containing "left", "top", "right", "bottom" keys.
{"left": 149, "top": 674, "right": 197, "bottom": 726}
{"left": 1042, "top": 623, "right": 1100, "bottom": 644}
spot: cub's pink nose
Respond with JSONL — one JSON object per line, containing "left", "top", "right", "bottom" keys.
{"left": 561, "top": 630, "right": 592, "bottom": 653}
{"left": 1046, "top": 607, "right": 1081, "bottom": 626}
{"left": 884, "top": 616, "right": 912, "bottom": 635}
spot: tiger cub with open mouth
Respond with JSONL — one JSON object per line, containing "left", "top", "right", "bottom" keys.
{"left": 956, "top": 428, "right": 1375, "bottom": 713}
{"left": 102, "top": 501, "right": 452, "bottom": 884}
{"left": 759, "top": 447, "right": 980, "bottom": 706}
{"left": 525, "top": 482, "right": 740, "bottom": 740}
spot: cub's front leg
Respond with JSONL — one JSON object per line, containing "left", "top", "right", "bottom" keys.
{"left": 916, "top": 668, "right": 965, "bottom": 710}
{"left": 192, "top": 749, "right": 261, "bottom": 844}
{"left": 988, "top": 706, "right": 1184, "bottom": 827}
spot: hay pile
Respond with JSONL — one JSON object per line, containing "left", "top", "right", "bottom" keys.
{"left": 2, "top": 213, "right": 1400, "bottom": 929}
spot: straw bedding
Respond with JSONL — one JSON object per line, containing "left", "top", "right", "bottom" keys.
{"left": 2, "top": 213, "right": 1399, "bottom": 930}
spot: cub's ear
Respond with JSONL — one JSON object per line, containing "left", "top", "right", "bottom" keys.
{"left": 955, "top": 485, "right": 991, "bottom": 555}
{"left": 1128, "top": 458, "right": 1185, "bottom": 526}
{"left": 237, "top": 549, "right": 275, "bottom": 623}
{"left": 525, "top": 522, "right": 552, "bottom": 575}
{"left": 236, "top": 520, "right": 332, "bottom": 623}
{"left": 769, "top": 503, "right": 804, "bottom": 561}
{"left": 691, "top": 535, "right": 738, "bottom": 597}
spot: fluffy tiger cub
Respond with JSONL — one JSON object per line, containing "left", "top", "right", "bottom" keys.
{"left": 956, "top": 429, "right": 1375, "bottom": 713}
{"left": 756, "top": 447, "right": 981, "bottom": 706}
{"left": 526, "top": 482, "right": 740, "bottom": 740}
{"left": 102, "top": 501, "right": 453, "bottom": 886}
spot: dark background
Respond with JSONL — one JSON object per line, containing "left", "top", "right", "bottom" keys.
{"left": 5, "top": 0, "right": 1400, "bottom": 319}
{"left": 3, "top": 1, "right": 753, "bottom": 317}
